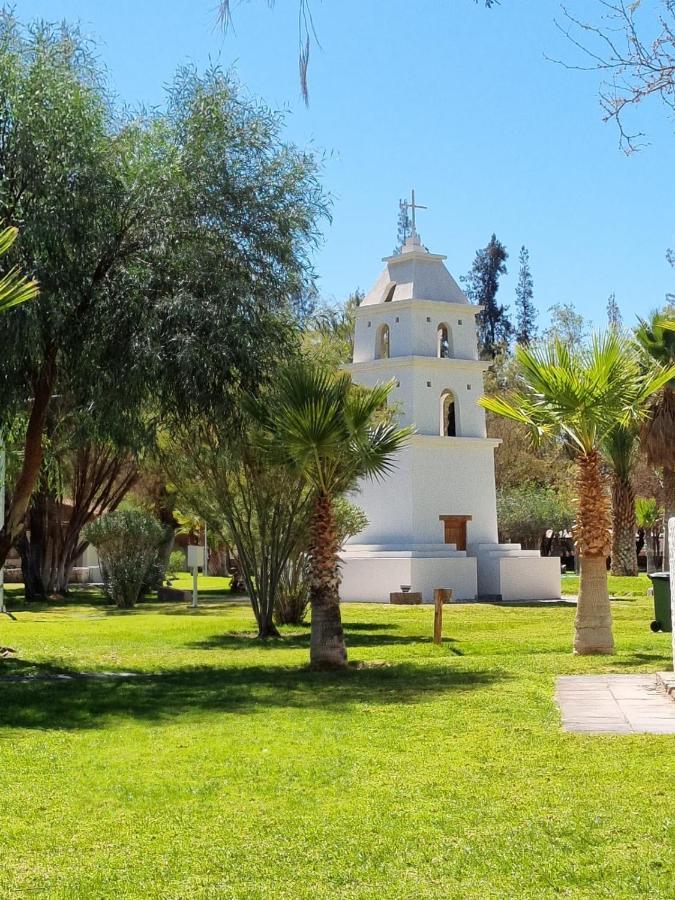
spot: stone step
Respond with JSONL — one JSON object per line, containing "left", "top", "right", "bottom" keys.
{"left": 656, "top": 672, "right": 675, "bottom": 699}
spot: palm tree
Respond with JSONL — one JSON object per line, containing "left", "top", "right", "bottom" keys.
{"left": 249, "top": 363, "right": 412, "bottom": 668}
{"left": 635, "top": 311, "right": 675, "bottom": 563}
{"left": 0, "top": 225, "right": 38, "bottom": 311}
{"left": 480, "top": 333, "right": 674, "bottom": 655}
{"left": 635, "top": 497, "right": 662, "bottom": 574}
{"left": 603, "top": 423, "right": 639, "bottom": 576}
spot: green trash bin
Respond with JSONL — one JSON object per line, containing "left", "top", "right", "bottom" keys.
{"left": 648, "top": 573, "right": 672, "bottom": 633}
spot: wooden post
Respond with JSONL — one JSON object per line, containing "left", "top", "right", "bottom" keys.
{"left": 433, "top": 588, "right": 453, "bottom": 644}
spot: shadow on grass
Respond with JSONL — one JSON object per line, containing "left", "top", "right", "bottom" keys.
{"left": 0, "top": 656, "right": 499, "bottom": 731}
{"left": 5, "top": 588, "right": 243, "bottom": 613}
{"left": 187, "top": 629, "right": 462, "bottom": 652}
{"left": 612, "top": 650, "right": 674, "bottom": 668}
{"left": 100, "top": 599, "right": 250, "bottom": 617}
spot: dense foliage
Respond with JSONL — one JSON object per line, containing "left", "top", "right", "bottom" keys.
{"left": 461, "top": 233, "right": 511, "bottom": 358}
{"left": 0, "top": 13, "right": 326, "bottom": 580}
{"left": 249, "top": 363, "right": 412, "bottom": 667}
{"left": 482, "top": 332, "right": 675, "bottom": 654}
{"left": 514, "top": 245, "right": 537, "bottom": 345}
{"left": 497, "top": 486, "right": 573, "bottom": 549}
{"left": 162, "top": 414, "right": 312, "bottom": 639}
{"left": 84, "top": 510, "right": 166, "bottom": 608}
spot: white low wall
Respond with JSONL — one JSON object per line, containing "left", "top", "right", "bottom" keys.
{"left": 498, "top": 556, "right": 561, "bottom": 602}
{"left": 340, "top": 555, "right": 477, "bottom": 603}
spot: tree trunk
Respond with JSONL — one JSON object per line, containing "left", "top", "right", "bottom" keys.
{"left": 20, "top": 445, "right": 137, "bottom": 599}
{"left": 308, "top": 492, "right": 347, "bottom": 669}
{"left": 575, "top": 555, "right": 614, "bottom": 654}
{"left": 573, "top": 450, "right": 614, "bottom": 655}
{"left": 20, "top": 487, "right": 65, "bottom": 601}
{"left": 0, "top": 352, "right": 55, "bottom": 567}
{"left": 257, "top": 616, "right": 281, "bottom": 639}
{"left": 610, "top": 472, "right": 637, "bottom": 576}
{"left": 154, "top": 526, "right": 176, "bottom": 588}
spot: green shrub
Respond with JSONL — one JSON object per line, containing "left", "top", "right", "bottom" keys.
{"left": 166, "top": 550, "right": 186, "bottom": 582}
{"left": 84, "top": 510, "right": 167, "bottom": 608}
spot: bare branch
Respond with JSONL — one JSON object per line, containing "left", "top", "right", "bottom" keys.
{"left": 553, "top": 1, "right": 675, "bottom": 153}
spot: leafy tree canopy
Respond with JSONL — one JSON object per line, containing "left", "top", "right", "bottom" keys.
{"left": 0, "top": 12, "right": 328, "bottom": 563}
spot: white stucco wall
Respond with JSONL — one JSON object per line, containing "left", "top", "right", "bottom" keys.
{"left": 353, "top": 300, "right": 479, "bottom": 364}
{"left": 498, "top": 557, "right": 562, "bottom": 602}
{"left": 347, "top": 436, "right": 500, "bottom": 548}
{"left": 340, "top": 555, "right": 477, "bottom": 602}
{"left": 349, "top": 358, "right": 489, "bottom": 438}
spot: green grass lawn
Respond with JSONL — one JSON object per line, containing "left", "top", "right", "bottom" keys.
{"left": 1, "top": 579, "right": 673, "bottom": 898}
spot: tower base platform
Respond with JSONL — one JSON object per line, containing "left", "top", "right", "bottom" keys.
{"left": 340, "top": 545, "right": 477, "bottom": 602}
{"left": 340, "top": 543, "right": 561, "bottom": 604}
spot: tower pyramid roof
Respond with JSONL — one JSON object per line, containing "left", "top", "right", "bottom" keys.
{"left": 360, "top": 233, "right": 469, "bottom": 307}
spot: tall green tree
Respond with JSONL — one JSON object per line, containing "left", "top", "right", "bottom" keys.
{"left": 461, "top": 234, "right": 511, "bottom": 358}
{"left": 497, "top": 485, "right": 573, "bottom": 550}
{"left": 394, "top": 200, "right": 412, "bottom": 254}
{"left": 304, "top": 290, "right": 363, "bottom": 367}
{"left": 163, "top": 416, "right": 312, "bottom": 639}
{"left": 249, "top": 364, "right": 412, "bottom": 668}
{"left": 481, "top": 333, "right": 674, "bottom": 655}
{"left": 606, "top": 292, "right": 622, "bottom": 331}
{"left": 635, "top": 309, "right": 675, "bottom": 561}
{"left": 544, "top": 302, "right": 588, "bottom": 348}
{"left": 603, "top": 423, "right": 639, "bottom": 577}
{"left": 636, "top": 497, "right": 662, "bottom": 574}
{"left": 514, "top": 245, "right": 537, "bottom": 345}
{"left": 0, "top": 16, "right": 326, "bottom": 574}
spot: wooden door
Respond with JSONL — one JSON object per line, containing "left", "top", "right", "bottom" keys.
{"left": 439, "top": 515, "right": 472, "bottom": 551}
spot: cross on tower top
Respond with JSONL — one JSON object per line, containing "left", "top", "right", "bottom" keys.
{"left": 400, "top": 188, "right": 427, "bottom": 236}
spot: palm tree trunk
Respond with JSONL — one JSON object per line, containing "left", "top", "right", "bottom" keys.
{"left": 574, "top": 450, "right": 614, "bottom": 655}
{"left": 610, "top": 472, "right": 637, "bottom": 576}
{"left": 309, "top": 491, "right": 347, "bottom": 669}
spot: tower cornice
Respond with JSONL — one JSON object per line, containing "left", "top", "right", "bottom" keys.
{"left": 355, "top": 298, "right": 483, "bottom": 318}
{"left": 347, "top": 356, "right": 491, "bottom": 374}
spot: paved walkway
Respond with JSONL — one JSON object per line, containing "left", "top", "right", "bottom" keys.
{"left": 555, "top": 674, "right": 675, "bottom": 734}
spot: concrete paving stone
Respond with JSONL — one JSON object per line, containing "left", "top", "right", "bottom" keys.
{"left": 555, "top": 674, "right": 675, "bottom": 735}
{"left": 567, "top": 724, "right": 633, "bottom": 734}
{"left": 629, "top": 724, "right": 675, "bottom": 734}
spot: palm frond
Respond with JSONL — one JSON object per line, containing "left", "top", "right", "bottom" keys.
{"left": 248, "top": 361, "right": 412, "bottom": 496}
{"left": 602, "top": 423, "right": 638, "bottom": 480}
{"left": 484, "top": 330, "right": 671, "bottom": 457}
{"left": 0, "top": 225, "right": 39, "bottom": 313}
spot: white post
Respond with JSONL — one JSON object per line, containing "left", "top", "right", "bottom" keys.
{"left": 204, "top": 521, "right": 208, "bottom": 576}
{"left": 186, "top": 545, "right": 203, "bottom": 609}
{"left": 668, "top": 518, "right": 675, "bottom": 671}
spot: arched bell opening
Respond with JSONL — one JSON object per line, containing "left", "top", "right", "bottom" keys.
{"left": 375, "top": 323, "right": 390, "bottom": 360}
{"left": 437, "top": 323, "right": 452, "bottom": 358}
{"left": 440, "top": 390, "right": 458, "bottom": 437}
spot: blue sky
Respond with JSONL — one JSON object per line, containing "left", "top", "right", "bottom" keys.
{"left": 16, "top": 0, "right": 675, "bottom": 328}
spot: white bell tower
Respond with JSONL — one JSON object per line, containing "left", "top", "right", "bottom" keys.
{"left": 341, "top": 206, "right": 561, "bottom": 603}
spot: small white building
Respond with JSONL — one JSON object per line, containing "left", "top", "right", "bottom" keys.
{"left": 340, "top": 231, "right": 561, "bottom": 603}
